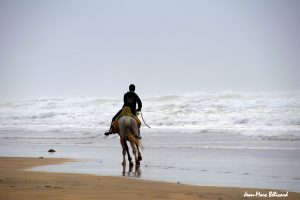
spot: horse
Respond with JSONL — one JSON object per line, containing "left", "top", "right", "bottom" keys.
{"left": 118, "top": 115, "right": 142, "bottom": 168}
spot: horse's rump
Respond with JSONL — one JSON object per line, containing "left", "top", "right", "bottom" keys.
{"left": 112, "top": 106, "right": 141, "bottom": 133}
{"left": 118, "top": 116, "right": 143, "bottom": 149}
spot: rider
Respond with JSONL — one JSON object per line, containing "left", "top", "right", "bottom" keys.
{"left": 105, "top": 84, "right": 142, "bottom": 136}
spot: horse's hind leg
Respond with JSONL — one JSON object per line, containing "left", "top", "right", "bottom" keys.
{"left": 136, "top": 145, "right": 142, "bottom": 161}
{"left": 131, "top": 122, "right": 142, "bottom": 162}
{"left": 124, "top": 139, "right": 133, "bottom": 167}
{"left": 120, "top": 138, "right": 126, "bottom": 167}
{"left": 130, "top": 141, "right": 140, "bottom": 165}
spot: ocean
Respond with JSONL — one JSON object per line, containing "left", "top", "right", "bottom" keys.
{"left": 0, "top": 91, "right": 300, "bottom": 150}
{"left": 1, "top": 90, "right": 300, "bottom": 192}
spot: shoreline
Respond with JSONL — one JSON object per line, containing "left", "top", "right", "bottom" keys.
{"left": 1, "top": 157, "right": 300, "bottom": 200}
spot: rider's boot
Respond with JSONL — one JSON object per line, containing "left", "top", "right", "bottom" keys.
{"left": 136, "top": 135, "right": 142, "bottom": 139}
{"left": 104, "top": 125, "right": 113, "bottom": 136}
{"left": 134, "top": 128, "right": 142, "bottom": 139}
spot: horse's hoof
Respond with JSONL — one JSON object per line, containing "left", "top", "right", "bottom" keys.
{"left": 136, "top": 161, "right": 140, "bottom": 166}
{"left": 129, "top": 162, "right": 134, "bottom": 168}
{"left": 138, "top": 155, "right": 142, "bottom": 161}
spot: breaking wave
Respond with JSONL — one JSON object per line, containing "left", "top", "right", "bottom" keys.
{"left": 0, "top": 90, "right": 300, "bottom": 148}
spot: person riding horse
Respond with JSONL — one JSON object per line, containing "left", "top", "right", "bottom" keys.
{"left": 105, "top": 84, "right": 142, "bottom": 137}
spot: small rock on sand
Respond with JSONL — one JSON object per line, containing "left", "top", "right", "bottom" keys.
{"left": 48, "top": 149, "right": 56, "bottom": 153}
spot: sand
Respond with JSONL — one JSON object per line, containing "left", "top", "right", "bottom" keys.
{"left": 0, "top": 157, "right": 299, "bottom": 200}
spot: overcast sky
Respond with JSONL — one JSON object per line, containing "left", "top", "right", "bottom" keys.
{"left": 0, "top": 0, "right": 299, "bottom": 99}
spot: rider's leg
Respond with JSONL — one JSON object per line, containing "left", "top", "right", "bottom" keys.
{"left": 105, "top": 109, "right": 122, "bottom": 135}
{"left": 112, "top": 109, "right": 122, "bottom": 123}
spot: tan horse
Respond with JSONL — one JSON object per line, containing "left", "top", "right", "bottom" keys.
{"left": 118, "top": 115, "right": 142, "bottom": 167}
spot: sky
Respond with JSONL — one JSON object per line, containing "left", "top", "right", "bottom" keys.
{"left": 0, "top": 0, "right": 299, "bottom": 99}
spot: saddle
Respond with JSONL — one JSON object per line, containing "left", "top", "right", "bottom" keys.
{"left": 112, "top": 106, "right": 141, "bottom": 133}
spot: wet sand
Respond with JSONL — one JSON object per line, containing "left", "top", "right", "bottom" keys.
{"left": 1, "top": 144, "right": 300, "bottom": 192}
{"left": 1, "top": 157, "right": 300, "bottom": 200}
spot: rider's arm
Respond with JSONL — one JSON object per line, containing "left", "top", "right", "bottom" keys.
{"left": 136, "top": 94, "right": 142, "bottom": 112}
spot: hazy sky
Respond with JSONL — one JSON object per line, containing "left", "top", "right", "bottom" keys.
{"left": 0, "top": 0, "right": 299, "bottom": 99}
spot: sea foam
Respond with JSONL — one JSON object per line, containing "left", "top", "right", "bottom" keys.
{"left": 0, "top": 91, "right": 299, "bottom": 148}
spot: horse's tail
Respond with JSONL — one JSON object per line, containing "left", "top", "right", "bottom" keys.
{"left": 127, "top": 132, "right": 143, "bottom": 150}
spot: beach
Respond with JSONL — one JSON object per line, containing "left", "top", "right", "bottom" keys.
{"left": 1, "top": 156, "right": 300, "bottom": 200}
{"left": 0, "top": 143, "right": 300, "bottom": 200}
{"left": 1, "top": 143, "right": 300, "bottom": 192}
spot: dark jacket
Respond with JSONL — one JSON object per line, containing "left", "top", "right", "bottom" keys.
{"left": 123, "top": 91, "right": 142, "bottom": 115}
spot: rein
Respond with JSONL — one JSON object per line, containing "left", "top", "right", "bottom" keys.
{"left": 140, "top": 112, "right": 151, "bottom": 128}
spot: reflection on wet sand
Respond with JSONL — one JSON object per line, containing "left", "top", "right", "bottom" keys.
{"left": 122, "top": 164, "right": 141, "bottom": 178}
